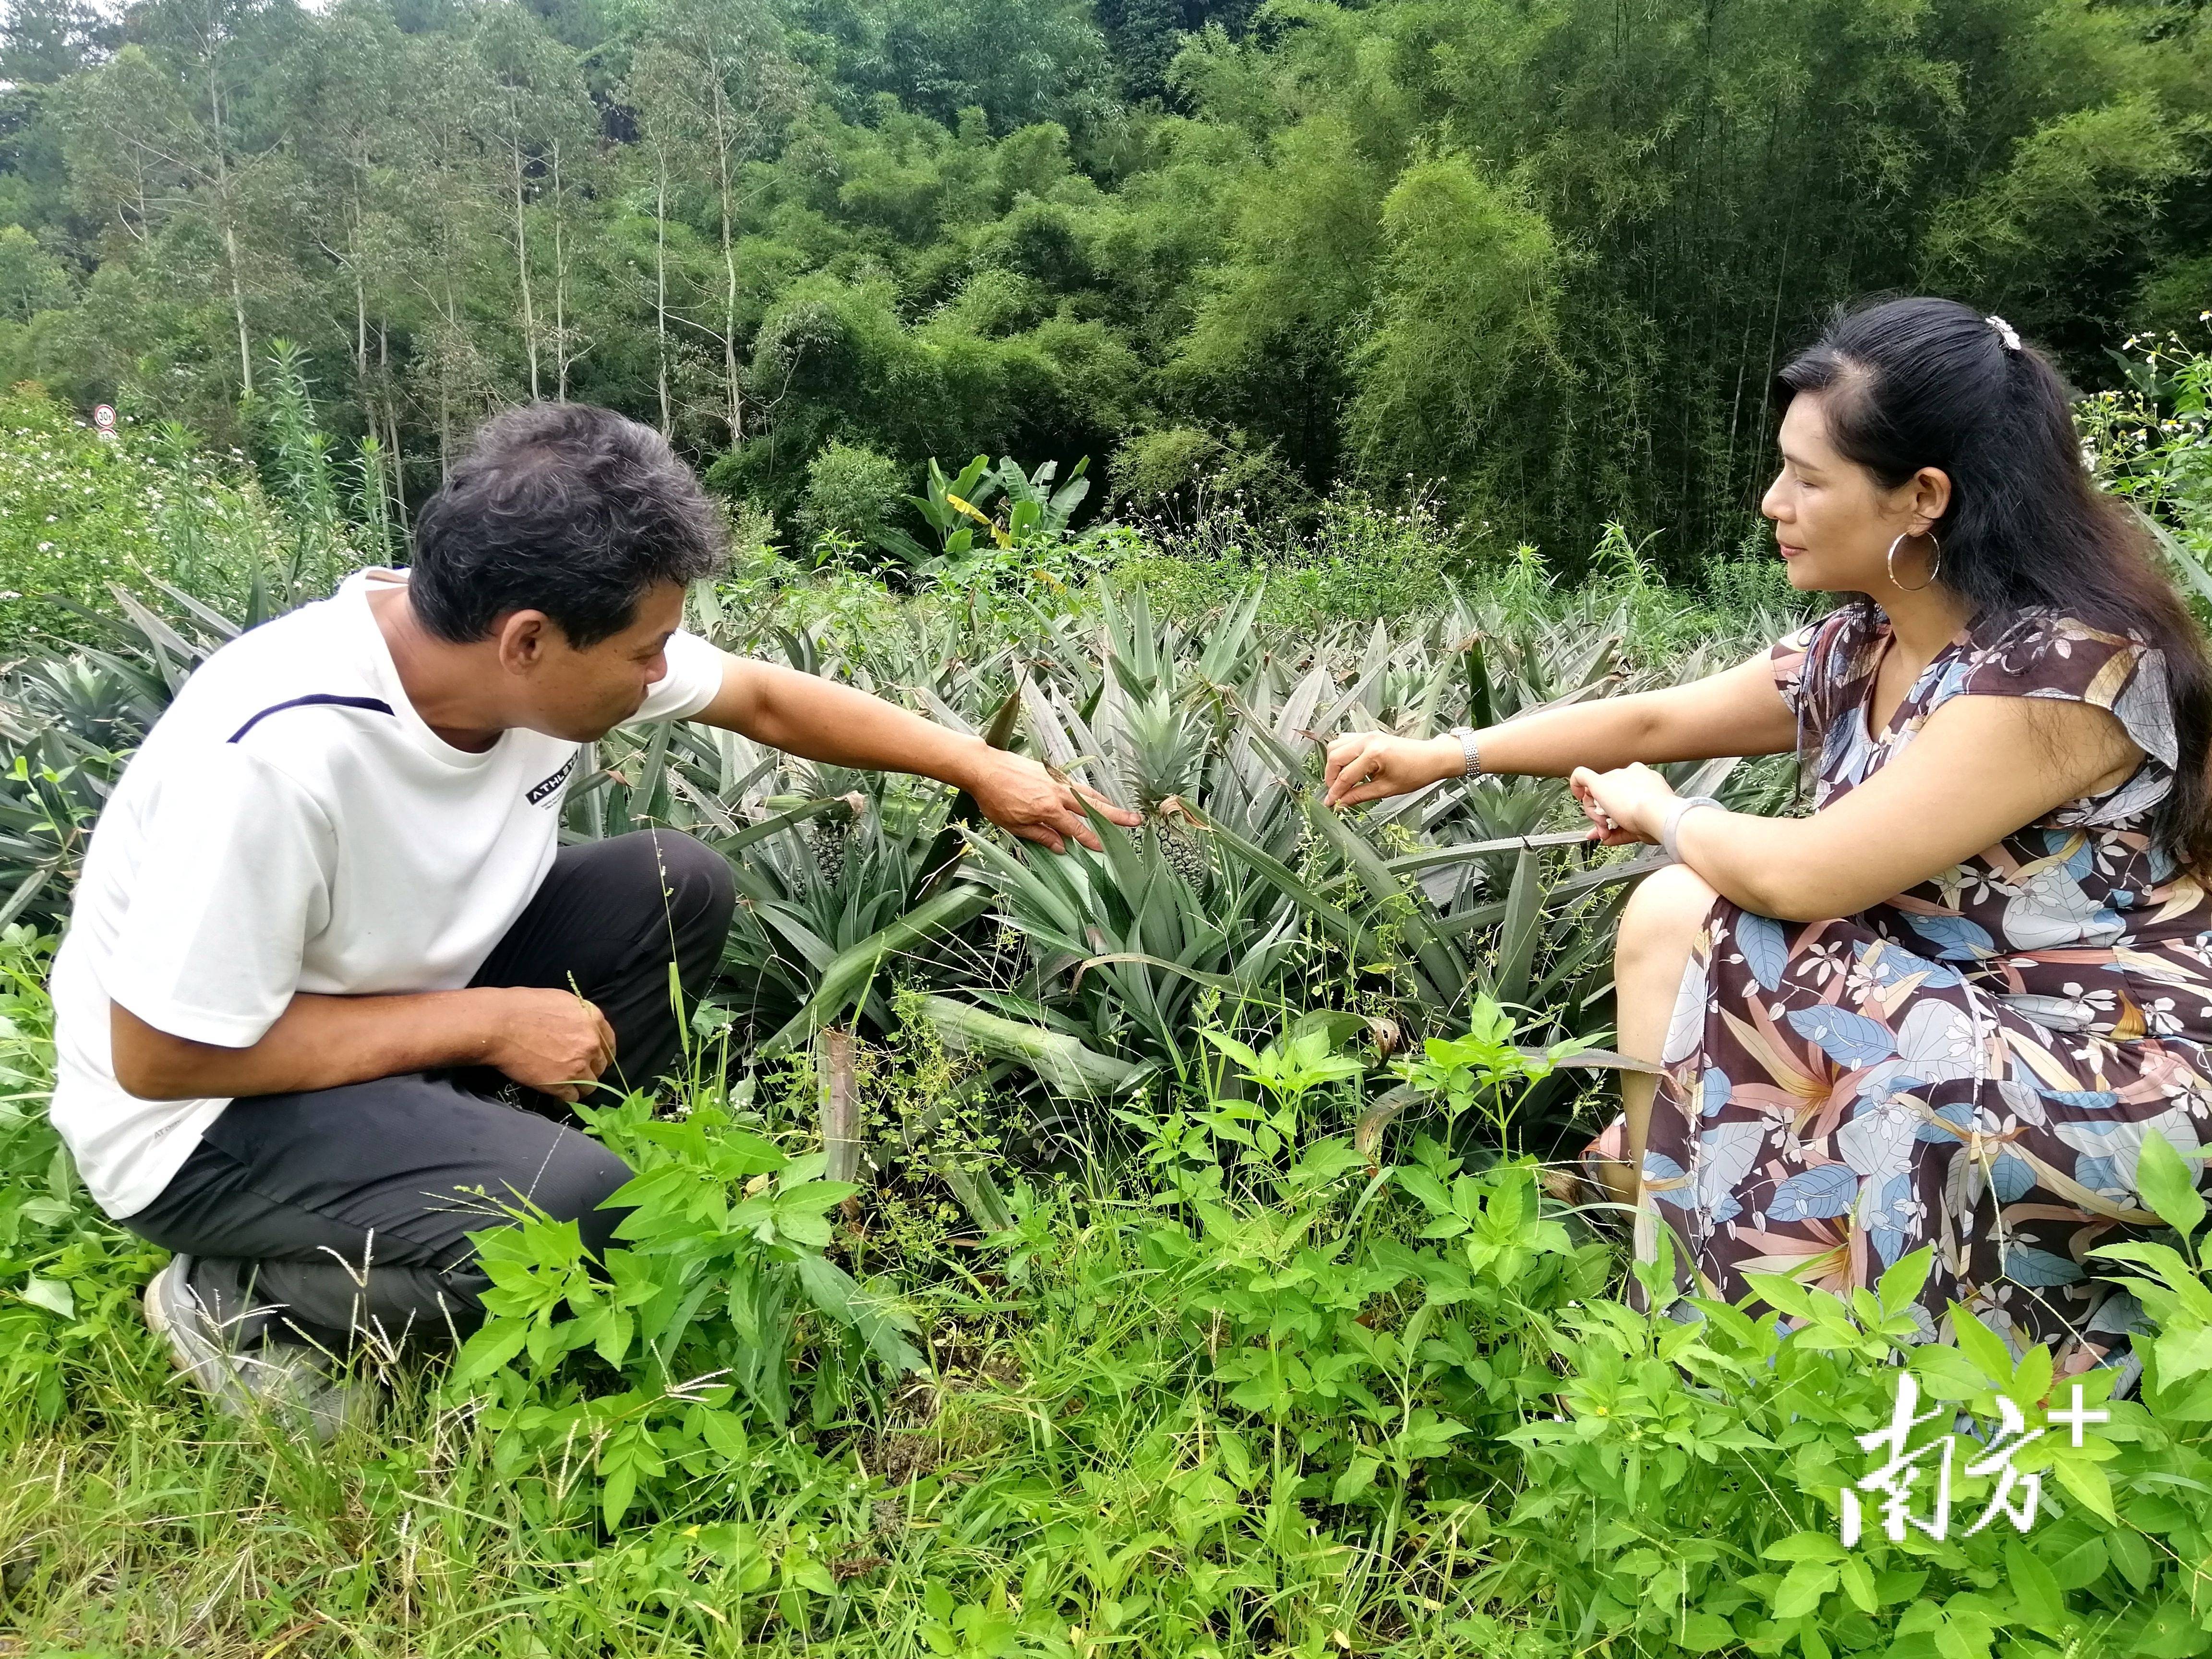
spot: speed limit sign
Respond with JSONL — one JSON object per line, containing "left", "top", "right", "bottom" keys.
{"left": 91, "top": 403, "right": 116, "bottom": 440}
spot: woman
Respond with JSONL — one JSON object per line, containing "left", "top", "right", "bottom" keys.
{"left": 1324, "top": 296, "right": 2212, "bottom": 1367}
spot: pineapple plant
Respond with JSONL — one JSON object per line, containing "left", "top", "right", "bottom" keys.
{"left": 1117, "top": 684, "right": 1212, "bottom": 890}
{"left": 1086, "top": 584, "right": 1250, "bottom": 893}
{"left": 20, "top": 553, "right": 1790, "bottom": 1167}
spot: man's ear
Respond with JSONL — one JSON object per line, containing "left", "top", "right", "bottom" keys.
{"left": 493, "top": 610, "right": 558, "bottom": 674}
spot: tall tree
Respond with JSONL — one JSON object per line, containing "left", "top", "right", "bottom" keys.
{"left": 623, "top": 0, "right": 804, "bottom": 443}
{"left": 469, "top": 2, "right": 593, "bottom": 401}
{"left": 268, "top": 0, "right": 416, "bottom": 487}
{"left": 617, "top": 89, "right": 686, "bottom": 434}
{"left": 117, "top": 0, "right": 300, "bottom": 397}
{"left": 403, "top": 27, "right": 506, "bottom": 478}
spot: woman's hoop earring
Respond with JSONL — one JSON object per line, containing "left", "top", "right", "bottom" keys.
{"left": 1887, "top": 530, "right": 1942, "bottom": 593}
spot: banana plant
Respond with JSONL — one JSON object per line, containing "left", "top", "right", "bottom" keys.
{"left": 872, "top": 454, "right": 1094, "bottom": 570}
{"left": 871, "top": 454, "right": 998, "bottom": 569}
{"left": 988, "top": 456, "right": 1091, "bottom": 546}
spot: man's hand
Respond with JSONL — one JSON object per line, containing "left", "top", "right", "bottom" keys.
{"left": 965, "top": 747, "right": 1142, "bottom": 854}
{"left": 695, "top": 659, "right": 1144, "bottom": 853}
{"left": 484, "top": 987, "right": 618, "bottom": 1103}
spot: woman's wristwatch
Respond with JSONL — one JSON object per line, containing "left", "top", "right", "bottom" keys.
{"left": 1447, "top": 726, "right": 1482, "bottom": 780}
{"left": 1660, "top": 795, "right": 1723, "bottom": 863}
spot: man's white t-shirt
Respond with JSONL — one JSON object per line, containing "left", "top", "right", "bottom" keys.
{"left": 48, "top": 568, "right": 727, "bottom": 1220}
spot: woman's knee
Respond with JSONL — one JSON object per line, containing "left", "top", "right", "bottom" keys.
{"left": 1617, "top": 862, "right": 1718, "bottom": 974}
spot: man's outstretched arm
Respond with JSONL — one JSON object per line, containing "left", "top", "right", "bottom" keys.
{"left": 691, "top": 657, "right": 1140, "bottom": 854}
{"left": 114, "top": 654, "right": 1143, "bottom": 1104}
{"left": 110, "top": 986, "right": 616, "bottom": 1104}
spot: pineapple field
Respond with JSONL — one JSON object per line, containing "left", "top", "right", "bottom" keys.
{"left": 2, "top": 361, "right": 2212, "bottom": 1659}
{"left": 0, "top": 513, "right": 1785, "bottom": 1186}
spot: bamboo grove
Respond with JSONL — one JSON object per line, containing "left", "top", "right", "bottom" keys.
{"left": 0, "top": 0, "right": 2207, "bottom": 570}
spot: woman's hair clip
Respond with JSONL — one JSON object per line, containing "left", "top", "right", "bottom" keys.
{"left": 1984, "top": 313, "right": 2022, "bottom": 352}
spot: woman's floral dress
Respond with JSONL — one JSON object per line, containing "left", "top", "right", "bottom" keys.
{"left": 1631, "top": 604, "right": 2212, "bottom": 1369}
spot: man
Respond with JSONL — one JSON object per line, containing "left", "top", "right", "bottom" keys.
{"left": 48, "top": 403, "right": 1133, "bottom": 1434}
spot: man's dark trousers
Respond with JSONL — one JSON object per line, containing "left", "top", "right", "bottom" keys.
{"left": 122, "top": 830, "right": 736, "bottom": 1352}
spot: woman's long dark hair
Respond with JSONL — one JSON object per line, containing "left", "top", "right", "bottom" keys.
{"left": 1776, "top": 295, "right": 2212, "bottom": 873}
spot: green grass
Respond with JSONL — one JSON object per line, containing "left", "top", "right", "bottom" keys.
{"left": 0, "top": 1093, "right": 1544, "bottom": 1658}
{"left": 0, "top": 1205, "right": 1517, "bottom": 1658}
{"left": 5, "top": 946, "right": 2211, "bottom": 1659}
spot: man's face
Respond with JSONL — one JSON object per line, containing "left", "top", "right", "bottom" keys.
{"left": 499, "top": 581, "right": 688, "bottom": 743}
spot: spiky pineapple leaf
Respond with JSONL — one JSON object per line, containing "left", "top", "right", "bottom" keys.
{"left": 758, "top": 884, "right": 993, "bottom": 1058}
{"left": 1299, "top": 795, "right": 1466, "bottom": 1008}
{"left": 908, "top": 994, "right": 1144, "bottom": 1098}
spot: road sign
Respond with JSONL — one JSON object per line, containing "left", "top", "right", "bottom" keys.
{"left": 92, "top": 404, "right": 116, "bottom": 441}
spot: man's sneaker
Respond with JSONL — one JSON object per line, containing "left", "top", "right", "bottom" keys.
{"left": 142, "top": 1254, "right": 374, "bottom": 1443}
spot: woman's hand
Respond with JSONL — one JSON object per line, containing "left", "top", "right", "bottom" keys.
{"left": 1323, "top": 732, "right": 1463, "bottom": 808}
{"left": 1568, "top": 763, "right": 1679, "bottom": 848}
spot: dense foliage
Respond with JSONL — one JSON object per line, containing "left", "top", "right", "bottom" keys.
{"left": 0, "top": 367, "right": 376, "bottom": 641}
{"left": 1, "top": 0, "right": 2209, "bottom": 568}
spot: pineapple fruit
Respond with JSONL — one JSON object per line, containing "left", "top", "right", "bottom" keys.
{"left": 810, "top": 791, "right": 867, "bottom": 891}
{"left": 1155, "top": 795, "right": 1211, "bottom": 888}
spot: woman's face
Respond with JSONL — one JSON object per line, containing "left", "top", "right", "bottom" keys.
{"left": 1761, "top": 391, "right": 1946, "bottom": 595}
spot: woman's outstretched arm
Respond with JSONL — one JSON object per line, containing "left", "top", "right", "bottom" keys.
{"left": 1573, "top": 694, "right": 2143, "bottom": 921}
{"left": 1322, "top": 648, "right": 1800, "bottom": 808}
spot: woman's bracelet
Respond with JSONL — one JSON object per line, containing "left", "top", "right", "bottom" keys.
{"left": 1660, "top": 795, "right": 1723, "bottom": 864}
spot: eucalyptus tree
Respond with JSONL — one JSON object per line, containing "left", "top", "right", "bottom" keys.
{"left": 621, "top": 0, "right": 807, "bottom": 444}
{"left": 264, "top": 0, "right": 417, "bottom": 502}
{"left": 111, "top": 0, "right": 301, "bottom": 398}
{"left": 614, "top": 50, "right": 690, "bottom": 436}
{"left": 539, "top": 95, "right": 599, "bottom": 402}
{"left": 60, "top": 0, "right": 301, "bottom": 405}
{"left": 399, "top": 28, "right": 510, "bottom": 479}
{"left": 467, "top": 2, "right": 596, "bottom": 403}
